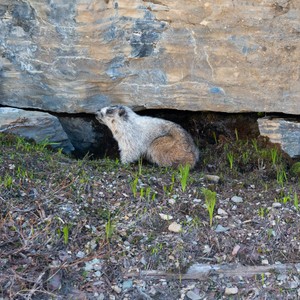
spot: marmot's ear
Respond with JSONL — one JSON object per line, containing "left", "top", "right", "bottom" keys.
{"left": 118, "top": 107, "right": 127, "bottom": 118}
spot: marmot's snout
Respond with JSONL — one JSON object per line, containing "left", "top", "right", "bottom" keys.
{"left": 95, "top": 110, "right": 104, "bottom": 124}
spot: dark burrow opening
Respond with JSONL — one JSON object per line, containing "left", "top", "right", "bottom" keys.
{"left": 59, "top": 109, "right": 262, "bottom": 160}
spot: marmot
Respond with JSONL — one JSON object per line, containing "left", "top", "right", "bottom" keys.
{"left": 96, "top": 105, "right": 199, "bottom": 168}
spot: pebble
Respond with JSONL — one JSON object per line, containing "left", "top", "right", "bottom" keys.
{"left": 272, "top": 202, "right": 282, "bottom": 208}
{"left": 204, "top": 174, "right": 220, "bottom": 183}
{"left": 217, "top": 208, "right": 228, "bottom": 216}
{"left": 76, "top": 251, "right": 85, "bottom": 258}
{"left": 159, "top": 213, "right": 174, "bottom": 220}
{"left": 168, "top": 198, "right": 176, "bottom": 205}
{"left": 47, "top": 273, "right": 62, "bottom": 291}
{"left": 168, "top": 222, "right": 182, "bottom": 233}
{"left": 277, "top": 274, "right": 287, "bottom": 281}
{"left": 231, "top": 196, "right": 243, "bottom": 203}
{"left": 261, "top": 259, "right": 269, "bottom": 265}
{"left": 225, "top": 287, "right": 238, "bottom": 295}
{"left": 232, "top": 244, "right": 241, "bottom": 256}
{"left": 215, "top": 224, "right": 230, "bottom": 233}
{"left": 186, "top": 290, "right": 201, "bottom": 300}
{"left": 111, "top": 285, "right": 122, "bottom": 294}
{"left": 122, "top": 280, "right": 133, "bottom": 290}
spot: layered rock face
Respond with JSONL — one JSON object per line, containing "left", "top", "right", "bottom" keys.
{"left": 0, "top": 0, "right": 299, "bottom": 157}
{"left": 0, "top": 107, "right": 74, "bottom": 153}
{"left": 0, "top": 0, "right": 299, "bottom": 114}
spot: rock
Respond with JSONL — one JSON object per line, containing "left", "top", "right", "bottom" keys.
{"left": 258, "top": 117, "right": 300, "bottom": 158}
{"left": 0, "top": 1, "right": 299, "bottom": 115}
{"left": 272, "top": 202, "right": 282, "bottom": 208}
{"left": 186, "top": 290, "right": 201, "bottom": 300}
{"left": 225, "top": 287, "right": 238, "bottom": 295}
{"left": 47, "top": 272, "right": 62, "bottom": 291}
{"left": 122, "top": 280, "right": 133, "bottom": 290}
{"left": 204, "top": 175, "right": 221, "bottom": 183}
{"left": 231, "top": 244, "right": 241, "bottom": 256}
{"left": 168, "top": 222, "right": 182, "bottom": 233}
{"left": 217, "top": 208, "right": 228, "bottom": 216}
{"left": 262, "top": 259, "right": 269, "bottom": 265}
{"left": 0, "top": 107, "right": 74, "bottom": 153}
{"left": 215, "top": 224, "right": 230, "bottom": 233}
{"left": 231, "top": 196, "right": 243, "bottom": 203}
{"left": 159, "top": 213, "right": 174, "bottom": 221}
{"left": 111, "top": 285, "right": 122, "bottom": 294}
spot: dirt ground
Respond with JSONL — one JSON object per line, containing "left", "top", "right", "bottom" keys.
{"left": 0, "top": 129, "right": 300, "bottom": 300}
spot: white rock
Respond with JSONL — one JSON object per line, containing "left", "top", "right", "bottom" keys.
{"left": 186, "top": 290, "right": 201, "bottom": 300}
{"left": 204, "top": 175, "right": 220, "bottom": 183}
{"left": 231, "top": 196, "right": 243, "bottom": 203}
{"left": 159, "top": 213, "right": 174, "bottom": 220}
{"left": 168, "top": 222, "right": 182, "bottom": 233}
{"left": 111, "top": 285, "right": 122, "bottom": 294}
{"left": 232, "top": 244, "right": 241, "bottom": 256}
{"left": 217, "top": 208, "right": 228, "bottom": 216}
{"left": 215, "top": 224, "right": 230, "bottom": 233}
{"left": 225, "top": 287, "right": 238, "bottom": 295}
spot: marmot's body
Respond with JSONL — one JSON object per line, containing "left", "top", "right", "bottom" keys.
{"left": 96, "top": 105, "right": 199, "bottom": 168}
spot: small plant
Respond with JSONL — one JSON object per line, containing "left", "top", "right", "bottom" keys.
{"left": 251, "top": 139, "right": 259, "bottom": 152}
{"left": 63, "top": 225, "right": 69, "bottom": 245}
{"left": 294, "top": 192, "right": 299, "bottom": 210}
{"left": 291, "top": 162, "right": 300, "bottom": 178}
{"left": 178, "top": 164, "right": 190, "bottom": 192}
{"left": 130, "top": 176, "right": 139, "bottom": 198}
{"left": 202, "top": 188, "right": 217, "bottom": 226}
{"left": 276, "top": 168, "right": 287, "bottom": 187}
{"left": 227, "top": 152, "right": 234, "bottom": 170}
{"left": 105, "top": 213, "right": 115, "bottom": 242}
{"left": 270, "top": 148, "right": 278, "bottom": 166}
{"left": 138, "top": 158, "right": 143, "bottom": 176}
{"left": 282, "top": 194, "right": 290, "bottom": 204}
{"left": 212, "top": 131, "right": 218, "bottom": 144}
{"left": 140, "top": 187, "right": 145, "bottom": 198}
{"left": 4, "top": 174, "right": 13, "bottom": 189}
{"left": 234, "top": 128, "right": 239, "bottom": 141}
{"left": 242, "top": 151, "right": 250, "bottom": 165}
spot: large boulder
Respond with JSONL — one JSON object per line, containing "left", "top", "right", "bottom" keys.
{"left": 0, "top": 108, "right": 74, "bottom": 153}
{"left": 0, "top": 0, "right": 299, "bottom": 114}
{"left": 258, "top": 117, "right": 300, "bottom": 159}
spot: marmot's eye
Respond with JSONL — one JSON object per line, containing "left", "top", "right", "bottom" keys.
{"left": 106, "top": 108, "right": 115, "bottom": 115}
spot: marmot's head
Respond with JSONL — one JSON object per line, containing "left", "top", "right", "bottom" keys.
{"left": 96, "top": 105, "right": 130, "bottom": 131}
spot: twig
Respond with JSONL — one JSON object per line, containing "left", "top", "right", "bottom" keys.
{"left": 125, "top": 262, "right": 300, "bottom": 280}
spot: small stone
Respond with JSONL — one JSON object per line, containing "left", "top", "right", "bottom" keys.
{"left": 272, "top": 202, "right": 282, "bottom": 208}
{"left": 112, "top": 285, "right": 122, "bottom": 294}
{"left": 231, "top": 196, "right": 243, "bottom": 203}
{"left": 148, "top": 286, "right": 157, "bottom": 296}
{"left": 277, "top": 274, "right": 287, "bottom": 281}
{"left": 225, "top": 287, "right": 238, "bottom": 295}
{"left": 290, "top": 280, "right": 299, "bottom": 289}
{"left": 232, "top": 244, "right": 241, "bottom": 256}
{"left": 186, "top": 290, "right": 201, "bottom": 300}
{"left": 168, "top": 222, "right": 182, "bottom": 233}
{"left": 204, "top": 174, "right": 220, "bottom": 183}
{"left": 217, "top": 208, "right": 228, "bottom": 216}
{"left": 215, "top": 224, "right": 230, "bottom": 233}
{"left": 76, "top": 251, "right": 85, "bottom": 258}
{"left": 47, "top": 273, "right": 62, "bottom": 291}
{"left": 262, "top": 259, "right": 269, "bottom": 265}
{"left": 122, "top": 280, "right": 133, "bottom": 290}
{"left": 168, "top": 198, "right": 176, "bottom": 205}
{"left": 159, "top": 213, "right": 173, "bottom": 220}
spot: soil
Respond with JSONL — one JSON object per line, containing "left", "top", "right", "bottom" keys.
{"left": 0, "top": 131, "right": 300, "bottom": 300}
